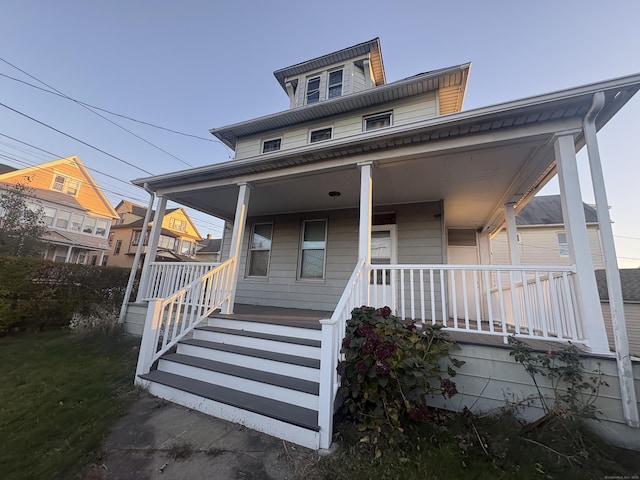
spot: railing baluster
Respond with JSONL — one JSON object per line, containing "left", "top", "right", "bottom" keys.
{"left": 461, "top": 270, "right": 469, "bottom": 329}
{"left": 429, "top": 269, "right": 435, "bottom": 325}
{"left": 473, "top": 270, "right": 481, "bottom": 331}
{"left": 508, "top": 271, "right": 520, "bottom": 334}
{"left": 440, "top": 269, "right": 447, "bottom": 326}
{"left": 483, "top": 270, "right": 494, "bottom": 333}
{"left": 409, "top": 269, "right": 415, "bottom": 322}
{"left": 562, "top": 272, "right": 579, "bottom": 341}
{"left": 419, "top": 269, "right": 425, "bottom": 324}
{"left": 534, "top": 272, "right": 548, "bottom": 338}
{"left": 496, "top": 270, "right": 507, "bottom": 341}
{"left": 450, "top": 270, "right": 457, "bottom": 329}
{"left": 400, "top": 269, "right": 406, "bottom": 320}
{"left": 521, "top": 270, "right": 534, "bottom": 336}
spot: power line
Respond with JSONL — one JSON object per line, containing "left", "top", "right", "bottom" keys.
{"left": 0, "top": 69, "right": 231, "bottom": 149}
{"left": 0, "top": 101, "right": 154, "bottom": 176}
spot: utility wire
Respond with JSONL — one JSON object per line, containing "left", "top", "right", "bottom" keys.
{"left": 0, "top": 101, "right": 154, "bottom": 176}
{"left": 0, "top": 68, "right": 231, "bottom": 150}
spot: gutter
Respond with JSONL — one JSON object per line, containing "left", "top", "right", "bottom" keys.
{"left": 584, "top": 92, "right": 639, "bottom": 428}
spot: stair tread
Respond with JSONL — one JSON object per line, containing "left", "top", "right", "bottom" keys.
{"left": 196, "top": 325, "right": 321, "bottom": 347}
{"left": 140, "top": 370, "right": 320, "bottom": 431}
{"left": 161, "top": 353, "right": 319, "bottom": 395}
{"left": 180, "top": 338, "right": 321, "bottom": 369}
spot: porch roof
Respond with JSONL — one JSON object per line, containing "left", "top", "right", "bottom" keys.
{"left": 134, "top": 73, "right": 640, "bottom": 229}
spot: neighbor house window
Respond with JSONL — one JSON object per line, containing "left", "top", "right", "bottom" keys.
{"left": 51, "top": 174, "right": 80, "bottom": 196}
{"left": 299, "top": 220, "right": 327, "bottom": 279}
{"left": 557, "top": 232, "right": 569, "bottom": 257}
{"left": 70, "top": 213, "right": 83, "bottom": 232}
{"left": 327, "top": 69, "right": 343, "bottom": 99}
{"left": 52, "top": 175, "right": 65, "bottom": 192}
{"left": 114, "top": 240, "right": 122, "bottom": 255}
{"left": 158, "top": 235, "right": 176, "bottom": 250}
{"left": 82, "top": 217, "right": 96, "bottom": 234}
{"left": 306, "top": 76, "right": 320, "bottom": 104}
{"left": 56, "top": 210, "right": 71, "bottom": 229}
{"left": 247, "top": 223, "right": 273, "bottom": 277}
{"left": 262, "top": 138, "right": 282, "bottom": 153}
{"left": 309, "top": 127, "right": 332, "bottom": 143}
{"left": 66, "top": 179, "right": 79, "bottom": 196}
{"left": 42, "top": 206, "right": 56, "bottom": 226}
{"left": 132, "top": 230, "right": 141, "bottom": 245}
{"left": 181, "top": 240, "right": 194, "bottom": 256}
{"left": 95, "top": 219, "right": 108, "bottom": 237}
{"left": 169, "top": 218, "right": 186, "bottom": 232}
{"left": 364, "top": 112, "right": 392, "bottom": 131}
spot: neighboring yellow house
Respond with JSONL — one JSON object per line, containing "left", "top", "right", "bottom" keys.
{"left": 0, "top": 156, "right": 118, "bottom": 264}
{"left": 106, "top": 200, "right": 202, "bottom": 268}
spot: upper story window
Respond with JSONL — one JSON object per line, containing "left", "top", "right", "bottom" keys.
{"left": 309, "top": 127, "right": 333, "bottom": 143}
{"left": 42, "top": 206, "right": 55, "bottom": 226}
{"left": 306, "top": 76, "right": 320, "bottom": 104}
{"left": 51, "top": 174, "right": 80, "bottom": 196}
{"left": 557, "top": 232, "right": 569, "bottom": 257}
{"left": 364, "top": 112, "right": 392, "bottom": 131}
{"left": 262, "top": 138, "right": 281, "bottom": 153}
{"left": 70, "top": 213, "right": 83, "bottom": 232}
{"left": 95, "top": 219, "right": 108, "bottom": 237}
{"left": 169, "top": 218, "right": 186, "bottom": 232}
{"left": 117, "top": 213, "right": 126, "bottom": 225}
{"left": 327, "top": 69, "right": 343, "bottom": 99}
{"left": 56, "top": 210, "right": 71, "bottom": 229}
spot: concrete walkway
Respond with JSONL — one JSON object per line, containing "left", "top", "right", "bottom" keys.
{"left": 85, "top": 395, "right": 319, "bottom": 480}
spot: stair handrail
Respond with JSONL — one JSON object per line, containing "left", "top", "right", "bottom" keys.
{"left": 318, "top": 257, "right": 368, "bottom": 450}
{"left": 135, "top": 257, "right": 236, "bottom": 378}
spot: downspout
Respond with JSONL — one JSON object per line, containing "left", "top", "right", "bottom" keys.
{"left": 118, "top": 183, "right": 156, "bottom": 324}
{"left": 584, "top": 92, "right": 639, "bottom": 428}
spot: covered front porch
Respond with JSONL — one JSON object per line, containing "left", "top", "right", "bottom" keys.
{"left": 123, "top": 83, "right": 639, "bottom": 450}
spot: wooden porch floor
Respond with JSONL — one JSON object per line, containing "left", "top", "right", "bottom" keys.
{"left": 215, "top": 304, "right": 601, "bottom": 355}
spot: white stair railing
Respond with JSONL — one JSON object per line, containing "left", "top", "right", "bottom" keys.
{"left": 318, "top": 257, "right": 367, "bottom": 450}
{"left": 135, "top": 258, "right": 235, "bottom": 379}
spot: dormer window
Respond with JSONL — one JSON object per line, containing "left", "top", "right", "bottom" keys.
{"left": 306, "top": 77, "right": 320, "bottom": 104}
{"left": 328, "top": 69, "right": 343, "bottom": 99}
{"left": 262, "top": 138, "right": 282, "bottom": 153}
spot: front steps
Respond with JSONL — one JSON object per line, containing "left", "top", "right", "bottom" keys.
{"left": 137, "top": 315, "right": 324, "bottom": 450}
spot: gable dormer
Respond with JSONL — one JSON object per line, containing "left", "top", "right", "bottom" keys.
{"left": 273, "top": 38, "right": 386, "bottom": 109}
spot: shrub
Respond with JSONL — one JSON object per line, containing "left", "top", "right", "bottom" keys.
{"left": 69, "top": 305, "right": 122, "bottom": 337}
{"left": 337, "top": 306, "right": 463, "bottom": 450}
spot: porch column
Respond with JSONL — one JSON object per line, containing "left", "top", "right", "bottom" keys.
{"left": 65, "top": 246, "right": 73, "bottom": 263}
{"left": 554, "top": 133, "right": 609, "bottom": 353}
{"left": 137, "top": 195, "right": 167, "bottom": 302}
{"left": 98, "top": 251, "right": 105, "bottom": 266}
{"left": 222, "top": 182, "right": 251, "bottom": 314}
{"left": 358, "top": 162, "right": 373, "bottom": 306}
{"left": 504, "top": 203, "right": 520, "bottom": 264}
{"left": 583, "top": 92, "right": 638, "bottom": 427}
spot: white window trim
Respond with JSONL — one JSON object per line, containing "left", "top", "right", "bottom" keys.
{"left": 261, "top": 137, "right": 282, "bottom": 154}
{"left": 298, "top": 219, "right": 327, "bottom": 281}
{"left": 363, "top": 111, "right": 393, "bottom": 132}
{"left": 247, "top": 222, "right": 274, "bottom": 278}
{"left": 308, "top": 126, "right": 333, "bottom": 144}
{"left": 50, "top": 171, "right": 82, "bottom": 197}
{"left": 326, "top": 67, "right": 344, "bottom": 100}
{"left": 306, "top": 75, "right": 321, "bottom": 105}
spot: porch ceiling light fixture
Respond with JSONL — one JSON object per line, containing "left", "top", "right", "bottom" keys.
{"left": 328, "top": 191, "right": 341, "bottom": 197}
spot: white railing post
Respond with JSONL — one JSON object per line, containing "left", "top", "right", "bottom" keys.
{"left": 223, "top": 183, "right": 251, "bottom": 314}
{"left": 137, "top": 196, "right": 167, "bottom": 301}
{"left": 318, "top": 319, "right": 338, "bottom": 450}
{"left": 135, "top": 298, "right": 163, "bottom": 380}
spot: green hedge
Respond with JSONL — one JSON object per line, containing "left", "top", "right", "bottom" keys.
{"left": 0, "top": 255, "right": 134, "bottom": 334}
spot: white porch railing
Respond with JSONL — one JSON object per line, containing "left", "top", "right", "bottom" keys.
{"left": 142, "top": 262, "right": 221, "bottom": 300}
{"left": 368, "top": 264, "right": 582, "bottom": 342}
{"left": 135, "top": 258, "right": 235, "bottom": 378}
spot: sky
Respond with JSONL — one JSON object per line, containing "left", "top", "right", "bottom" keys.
{"left": 1, "top": 0, "right": 639, "bottom": 266}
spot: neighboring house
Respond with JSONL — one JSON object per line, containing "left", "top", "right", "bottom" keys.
{"left": 0, "top": 156, "right": 117, "bottom": 264}
{"left": 597, "top": 269, "right": 640, "bottom": 357}
{"left": 106, "top": 200, "right": 203, "bottom": 268}
{"left": 195, "top": 234, "right": 222, "bottom": 262}
{"left": 123, "top": 39, "right": 640, "bottom": 450}
{"left": 491, "top": 194, "right": 604, "bottom": 269}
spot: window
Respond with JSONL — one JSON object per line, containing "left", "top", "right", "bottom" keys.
{"left": 56, "top": 210, "right": 71, "bottom": 229}
{"left": 364, "top": 112, "right": 392, "bottom": 131}
{"left": 262, "top": 138, "right": 282, "bottom": 153}
{"left": 70, "top": 213, "right": 83, "bottom": 232}
{"left": 300, "top": 220, "right": 326, "bottom": 279}
{"left": 66, "top": 179, "right": 79, "bottom": 196}
{"left": 117, "top": 213, "right": 126, "bottom": 225}
{"left": 114, "top": 240, "right": 122, "bottom": 255}
{"left": 248, "top": 223, "right": 273, "bottom": 277}
{"left": 158, "top": 235, "right": 177, "bottom": 250}
{"left": 82, "top": 217, "right": 96, "bottom": 234}
{"left": 557, "top": 232, "right": 569, "bottom": 257}
{"left": 306, "top": 76, "right": 320, "bottom": 104}
{"left": 102, "top": 255, "right": 108, "bottom": 266}
{"left": 132, "top": 230, "right": 141, "bottom": 246}
{"left": 327, "top": 69, "right": 343, "bottom": 99}
{"left": 52, "top": 175, "right": 65, "bottom": 192}
{"left": 181, "top": 240, "right": 194, "bottom": 256}
{"left": 108, "top": 232, "right": 114, "bottom": 246}
{"left": 169, "top": 218, "right": 186, "bottom": 232}
{"left": 42, "top": 206, "right": 55, "bottom": 226}
{"left": 77, "top": 253, "right": 86, "bottom": 265}
{"left": 91, "top": 255, "right": 97, "bottom": 266}
{"left": 309, "top": 127, "right": 332, "bottom": 143}
{"left": 95, "top": 219, "right": 108, "bottom": 237}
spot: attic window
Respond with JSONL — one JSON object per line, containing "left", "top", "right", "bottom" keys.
{"left": 309, "top": 127, "right": 333, "bottom": 143}
{"left": 306, "top": 77, "right": 320, "bottom": 104}
{"left": 262, "top": 138, "right": 281, "bottom": 153}
{"left": 328, "top": 69, "right": 343, "bottom": 99}
{"left": 51, "top": 174, "right": 81, "bottom": 196}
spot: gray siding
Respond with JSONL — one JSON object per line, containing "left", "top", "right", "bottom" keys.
{"left": 234, "top": 92, "right": 438, "bottom": 160}
{"left": 602, "top": 302, "right": 640, "bottom": 357}
{"left": 222, "top": 201, "right": 444, "bottom": 312}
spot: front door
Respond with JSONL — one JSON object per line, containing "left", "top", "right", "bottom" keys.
{"left": 370, "top": 225, "right": 397, "bottom": 309}
{"left": 447, "top": 229, "right": 480, "bottom": 324}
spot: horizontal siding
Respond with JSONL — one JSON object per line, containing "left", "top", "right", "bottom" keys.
{"left": 491, "top": 226, "right": 604, "bottom": 269}
{"left": 234, "top": 92, "right": 438, "bottom": 159}
{"left": 602, "top": 303, "right": 640, "bottom": 357}
{"left": 426, "top": 342, "right": 640, "bottom": 449}
{"left": 222, "top": 202, "right": 443, "bottom": 312}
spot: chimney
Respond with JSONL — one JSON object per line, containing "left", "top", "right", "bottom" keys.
{"left": 207, "top": 233, "right": 212, "bottom": 240}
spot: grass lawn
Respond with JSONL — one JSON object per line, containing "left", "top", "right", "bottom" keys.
{"left": 0, "top": 330, "right": 139, "bottom": 480}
